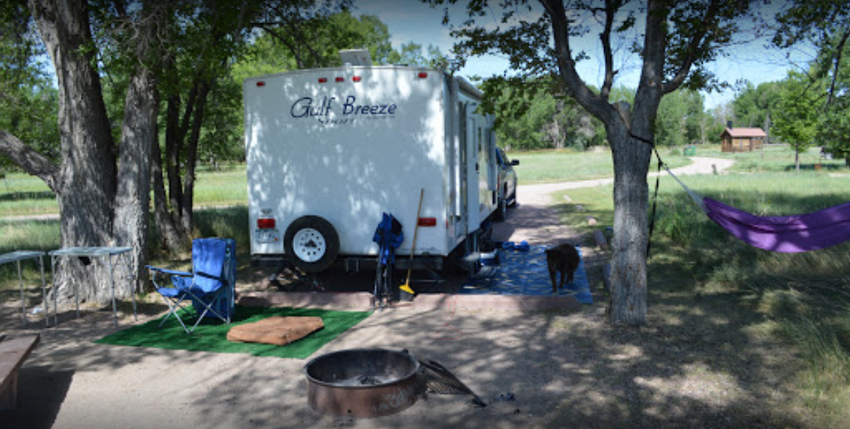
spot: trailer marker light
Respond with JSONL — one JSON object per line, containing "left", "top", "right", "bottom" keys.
{"left": 256, "top": 81, "right": 265, "bottom": 87}
{"left": 318, "top": 78, "right": 328, "bottom": 83}
{"left": 418, "top": 217, "right": 437, "bottom": 227}
{"left": 418, "top": 72, "right": 428, "bottom": 78}
{"left": 352, "top": 76, "right": 361, "bottom": 82}
{"left": 335, "top": 77, "right": 345, "bottom": 82}
{"left": 257, "top": 218, "right": 276, "bottom": 229}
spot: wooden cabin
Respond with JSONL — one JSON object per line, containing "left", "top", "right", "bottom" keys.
{"left": 721, "top": 127, "right": 766, "bottom": 153}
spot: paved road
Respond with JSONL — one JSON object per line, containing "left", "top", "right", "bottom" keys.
{"left": 517, "top": 156, "right": 734, "bottom": 206}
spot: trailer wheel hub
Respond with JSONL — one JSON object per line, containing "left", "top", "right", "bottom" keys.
{"left": 292, "top": 228, "right": 326, "bottom": 262}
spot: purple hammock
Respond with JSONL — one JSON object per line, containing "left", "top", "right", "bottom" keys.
{"left": 663, "top": 167, "right": 850, "bottom": 253}
{"left": 702, "top": 197, "right": 850, "bottom": 253}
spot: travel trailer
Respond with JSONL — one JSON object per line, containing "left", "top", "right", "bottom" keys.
{"left": 244, "top": 50, "right": 501, "bottom": 273}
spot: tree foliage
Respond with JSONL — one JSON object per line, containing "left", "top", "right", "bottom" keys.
{"left": 479, "top": 76, "right": 605, "bottom": 151}
{"left": 656, "top": 89, "right": 707, "bottom": 147}
{"left": 776, "top": 0, "right": 850, "bottom": 165}
{"left": 0, "top": 1, "right": 58, "bottom": 170}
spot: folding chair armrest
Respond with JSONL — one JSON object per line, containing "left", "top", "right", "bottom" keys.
{"left": 146, "top": 266, "right": 194, "bottom": 277}
{"left": 195, "top": 270, "right": 228, "bottom": 285}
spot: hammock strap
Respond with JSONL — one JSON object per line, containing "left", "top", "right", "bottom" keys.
{"left": 662, "top": 165, "right": 706, "bottom": 210}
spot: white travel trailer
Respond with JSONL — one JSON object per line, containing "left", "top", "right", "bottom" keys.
{"left": 244, "top": 50, "right": 500, "bottom": 273}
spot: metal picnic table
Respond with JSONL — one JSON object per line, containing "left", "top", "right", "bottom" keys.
{"left": 48, "top": 247, "right": 136, "bottom": 328}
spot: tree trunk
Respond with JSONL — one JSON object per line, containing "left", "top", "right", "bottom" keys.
{"left": 151, "top": 135, "right": 188, "bottom": 254}
{"left": 29, "top": 0, "right": 118, "bottom": 305}
{"left": 605, "top": 0, "right": 664, "bottom": 327}
{"left": 795, "top": 148, "right": 800, "bottom": 173}
{"left": 180, "top": 79, "right": 212, "bottom": 234}
{"left": 607, "top": 122, "right": 653, "bottom": 326}
{"left": 112, "top": 67, "right": 157, "bottom": 297}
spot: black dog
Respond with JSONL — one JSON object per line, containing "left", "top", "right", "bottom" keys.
{"left": 545, "top": 243, "right": 580, "bottom": 293}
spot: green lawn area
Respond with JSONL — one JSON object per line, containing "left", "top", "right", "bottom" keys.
{"left": 508, "top": 146, "right": 692, "bottom": 184}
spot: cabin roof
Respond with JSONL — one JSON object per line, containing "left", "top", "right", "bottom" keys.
{"left": 722, "top": 127, "right": 767, "bottom": 138}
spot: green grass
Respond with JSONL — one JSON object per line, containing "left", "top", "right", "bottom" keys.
{"left": 0, "top": 164, "right": 250, "bottom": 218}
{"left": 0, "top": 174, "right": 59, "bottom": 217}
{"left": 552, "top": 171, "right": 850, "bottom": 427}
{"left": 509, "top": 146, "right": 691, "bottom": 184}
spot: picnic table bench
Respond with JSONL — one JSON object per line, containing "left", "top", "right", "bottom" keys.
{"left": 0, "top": 334, "right": 40, "bottom": 410}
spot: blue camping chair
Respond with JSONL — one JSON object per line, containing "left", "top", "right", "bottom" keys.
{"left": 147, "top": 238, "right": 236, "bottom": 333}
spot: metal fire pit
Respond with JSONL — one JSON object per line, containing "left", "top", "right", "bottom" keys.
{"left": 304, "top": 348, "right": 425, "bottom": 418}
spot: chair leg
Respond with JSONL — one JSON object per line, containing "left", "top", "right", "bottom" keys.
{"left": 186, "top": 291, "right": 230, "bottom": 333}
{"left": 159, "top": 295, "right": 191, "bottom": 334}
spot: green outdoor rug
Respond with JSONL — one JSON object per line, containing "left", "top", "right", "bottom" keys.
{"left": 95, "top": 305, "right": 371, "bottom": 359}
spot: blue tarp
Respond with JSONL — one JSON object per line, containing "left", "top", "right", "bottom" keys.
{"left": 461, "top": 244, "right": 593, "bottom": 304}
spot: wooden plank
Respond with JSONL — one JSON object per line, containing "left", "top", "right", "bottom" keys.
{"left": 0, "top": 334, "right": 39, "bottom": 410}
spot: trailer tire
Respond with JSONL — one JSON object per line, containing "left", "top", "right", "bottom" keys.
{"left": 494, "top": 198, "right": 507, "bottom": 222}
{"left": 284, "top": 216, "right": 340, "bottom": 273}
{"left": 508, "top": 188, "right": 517, "bottom": 207}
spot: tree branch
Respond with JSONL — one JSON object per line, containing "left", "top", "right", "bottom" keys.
{"left": 539, "top": 0, "right": 613, "bottom": 122}
{"left": 661, "top": 0, "right": 721, "bottom": 94}
{"left": 599, "top": 0, "right": 617, "bottom": 100}
{"left": 0, "top": 130, "right": 61, "bottom": 193}
{"left": 826, "top": 27, "right": 850, "bottom": 107}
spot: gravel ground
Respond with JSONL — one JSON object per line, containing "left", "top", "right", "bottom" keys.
{"left": 0, "top": 157, "right": 809, "bottom": 429}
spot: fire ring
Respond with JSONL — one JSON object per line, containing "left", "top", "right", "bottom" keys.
{"left": 304, "top": 348, "right": 425, "bottom": 418}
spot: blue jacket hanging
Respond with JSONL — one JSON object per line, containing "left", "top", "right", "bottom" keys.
{"left": 373, "top": 212, "right": 404, "bottom": 264}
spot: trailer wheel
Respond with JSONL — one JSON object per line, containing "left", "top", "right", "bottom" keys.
{"left": 284, "top": 216, "right": 340, "bottom": 273}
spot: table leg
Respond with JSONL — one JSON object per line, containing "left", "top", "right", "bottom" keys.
{"left": 39, "top": 256, "right": 47, "bottom": 328}
{"left": 50, "top": 255, "right": 58, "bottom": 327}
{"left": 74, "top": 259, "right": 79, "bottom": 319}
{"left": 109, "top": 255, "right": 117, "bottom": 328}
{"left": 17, "top": 260, "right": 25, "bottom": 326}
{"left": 129, "top": 252, "right": 136, "bottom": 322}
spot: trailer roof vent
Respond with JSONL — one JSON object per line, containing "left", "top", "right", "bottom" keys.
{"left": 339, "top": 49, "right": 372, "bottom": 67}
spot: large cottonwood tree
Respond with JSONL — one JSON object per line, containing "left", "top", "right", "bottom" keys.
{"left": 437, "top": 0, "right": 757, "bottom": 325}
{"left": 0, "top": 0, "right": 160, "bottom": 303}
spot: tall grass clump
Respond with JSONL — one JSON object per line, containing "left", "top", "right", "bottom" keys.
{"left": 655, "top": 172, "right": 850, "bottom": 425}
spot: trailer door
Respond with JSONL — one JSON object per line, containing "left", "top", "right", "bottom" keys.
{"left": 453, "top": 101, "right": 467, "bottom": 242}
{"left": 465, "top": 103, "right": 480, "bottom": 234}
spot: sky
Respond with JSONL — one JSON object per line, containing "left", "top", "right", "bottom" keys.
{"left": 353, "top": 1, "right": 816, "bottom": 110}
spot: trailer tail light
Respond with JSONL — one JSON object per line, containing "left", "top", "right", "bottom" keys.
{"left": 335, "top": 77, "right": 345, "bottom": 82}
{"left": 418, "top": 217, "right": 437, "bottom": 227}
{"left": 256, "top": 81, "right": 265, "bottom": 87}
{"left": 418, "top": 72, "right": 428, "bottom": 79}
{"left": 318, "top": 78, "right": 328, "bottom": 83}
{"left": 257, "top": 218, "right": 276, "bottom": 229}
{"left": 352, "top": 76, "right": 361, "bottom": 82}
